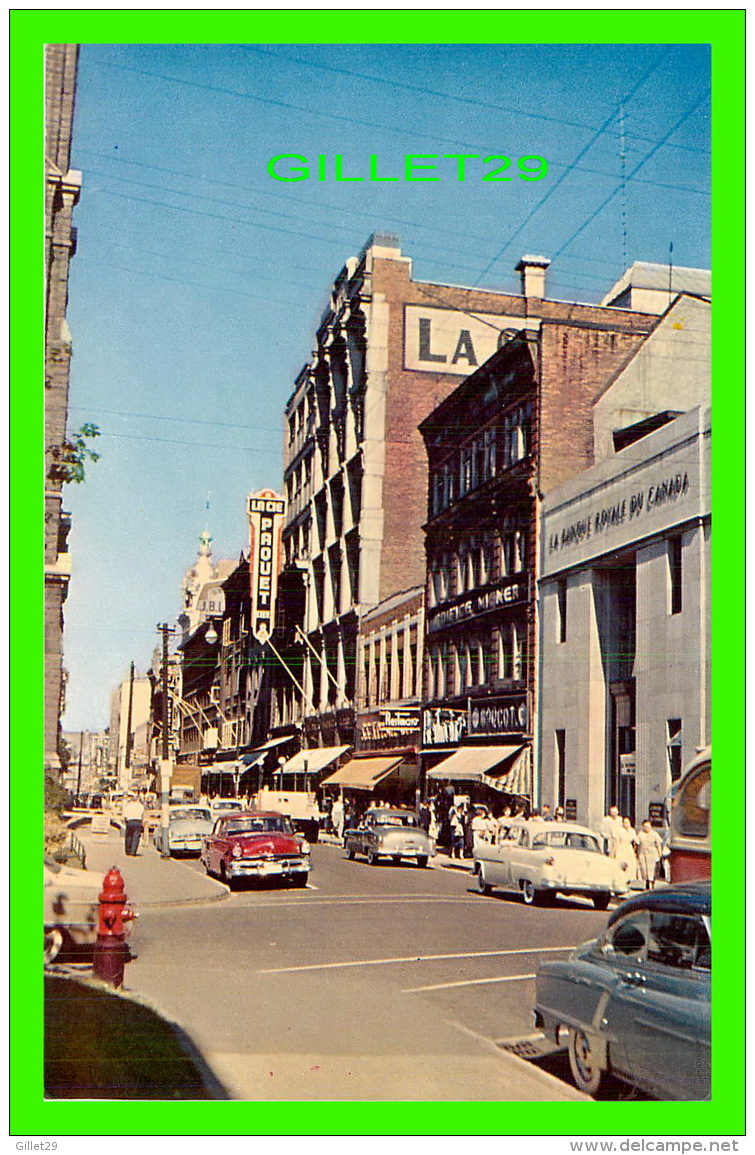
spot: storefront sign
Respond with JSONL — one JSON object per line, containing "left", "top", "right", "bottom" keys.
{"left": 404, "top": 305, "right": 539, "bottom": 376}
{"left": 548, "top": 473, "right": 691, "bottom": 558}
{"left": 248, "top": 489, "right": 286, "bottom": 642}
{"left": 468, "top": 695, "right": 529, "bottom": 736}
{"left": 427, "top": 577, "right": 528, "bottom": 634}
{"left": 564, "top": 798, "right": 578, "bottom": 822}
{"left": 648, "top": 802, "right": 666, "bottom": 828}
{"left": 359, "top": 709, "right": 420, "bottom": 746}
{"left": 422, "top": 707, "right": 467, "bottom": 747}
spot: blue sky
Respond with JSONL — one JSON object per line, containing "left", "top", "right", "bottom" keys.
{"left": 62, "top": 42, "right": 710, "bottom": 731}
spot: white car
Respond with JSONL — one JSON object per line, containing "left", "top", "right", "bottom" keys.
{"left": 44, "top": 856, "right": 104, "bottom": 962}
{"left": 152, "top": 805, "right": 213, "bottom": 856}
{"left": 208, "top": 798, "right": 246, "bottom": 817}
{"left": 474, "top": 820, "right": 631, "bottom": 908}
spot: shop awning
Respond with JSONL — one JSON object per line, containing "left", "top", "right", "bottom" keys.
{"left": 426, "top": 744, "right": 531, "bottom": 795}
{"left": 321, "top": 756, "right": 404, "bottom": 790}
{"left": 280, "top": 745, "right": 352, "bottom": 775}
{"left": 209, "top": 761, "right": 244, "bottom": 776}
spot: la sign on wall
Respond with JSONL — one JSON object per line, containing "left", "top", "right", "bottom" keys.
{"left": 404, "top": 305, "right": 540, "bottom": 375}
{"left": 248, "top": 489, "right": 286, "bottom": 643}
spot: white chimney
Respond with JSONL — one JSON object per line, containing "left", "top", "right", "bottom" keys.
{"left": 516, "top": 255, "right": 551, "bottom": 300}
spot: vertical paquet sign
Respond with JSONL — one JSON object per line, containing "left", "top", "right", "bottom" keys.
{"left": 247, "top": 489, "right": 286, "bottom": 643}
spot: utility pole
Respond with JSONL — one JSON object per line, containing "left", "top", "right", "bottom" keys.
{"left": 124, "top": 661, "right": 135, "bottom": 775}
{"left": 157, "top": 623, "right": 176, "bottom": 858}
{"left": 75, "top": 731, "right": 84, "bottom": 806}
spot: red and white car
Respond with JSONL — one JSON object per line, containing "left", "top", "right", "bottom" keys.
{"left": 201, "top": 810, "right": 311, "bottom": 890}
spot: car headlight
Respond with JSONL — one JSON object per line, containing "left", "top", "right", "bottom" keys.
{"left": 298, "top": 839, "right": 311, "bottom": 854}
{"left": 232, "top": 845, "right": 242, "bottom": 858}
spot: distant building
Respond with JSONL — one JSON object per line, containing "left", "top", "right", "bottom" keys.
{"left": 45, "top": 44, "right": 81, "bottom": 771}
{"left": 601, "top": 260, "right": 710, "bottom": 314}
{"left": 177, "top": 529, "right": 236, "bottom": 642}
{"left": 61, "top": 729, "right": 110, "bottom": 798}
{"left": 108, "top": 671, "right": 152, "bottom": 787}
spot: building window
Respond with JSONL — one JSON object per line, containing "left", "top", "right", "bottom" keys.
{"left": 669, "top": 535, "right": 682, "bottom": 615}
{"left": 511, "top": 621, "right": 523, "bottom": 681}
{"left": 556, "top": 729, "right": 566, "bottom": 806}
{"left": 556, "top": 579, "right": 567, "bottom": 644}
{"left": 667, "top": 719, "right": 682, "bottom": 782}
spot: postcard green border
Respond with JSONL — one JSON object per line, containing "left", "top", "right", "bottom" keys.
{"left": 13, "top": 7, "right": 744, "bottom": 1137}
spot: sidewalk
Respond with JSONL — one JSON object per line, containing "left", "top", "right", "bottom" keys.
{"left": 78, "top": 827, "right": 228, "bottom": 908}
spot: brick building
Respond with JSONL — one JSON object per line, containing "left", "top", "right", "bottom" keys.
{"left": 44, "top": 44, "right": 81, "bottom": 771}
{"left": 419, "top": 278, "right": 658, "bottom": 809}
{"left": 281, "top": 236, "right": 606, "bottom": 752}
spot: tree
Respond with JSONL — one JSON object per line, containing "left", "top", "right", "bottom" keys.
{"left": 46, "top": 423, "right": 101, "bottom": 485}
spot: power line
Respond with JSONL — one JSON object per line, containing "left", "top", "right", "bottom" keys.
{"left": 83, "top": 57, "right": 710, "bottom": 198}
{"left": 553, "top": 89, "right": 711, "bottom": 261}
{"left": 473, "top": 53, "right": 668, "bottom": 285}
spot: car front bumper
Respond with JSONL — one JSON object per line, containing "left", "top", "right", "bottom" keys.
{"left": 229, "top": 856, "right": 310, "bottom": 877}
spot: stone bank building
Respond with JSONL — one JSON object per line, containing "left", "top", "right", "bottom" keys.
{"left": 538, "top": 296, "right": 710, "bottom": 829}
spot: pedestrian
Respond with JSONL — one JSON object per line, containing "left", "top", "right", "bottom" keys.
{"left": 418, "top": 800, "right": 431, "bottom": 833}
{"left": 471, "top": 805, "right": 489, "bottom": 851}
{"left": 123, "top": 794, "right": 145, "bottom": 856}
{"left": 428, "top": 799, "right": 440, "bottom": 843}
{"left": 601, "top": 804, "right": 623, "bottom": 855}
{"left": 541, "top": 804, "right": 554, "bottom": 821}
{"left": 554, "top": 806, "right": 565, "bottom": 822}
{"left": 614, "top": 816, "right": 638, "bottom": 877}
{"left": 637, "top": 820, "right": 664, "bottom": 888}
{"left": 449, "top": 805, "right": 465, "bottom": 858}
{"left": 462, "top": 801, "right": 475, "bottom": 858}
{"left": 331, "top": 794, "right": 344, "bottom": 840}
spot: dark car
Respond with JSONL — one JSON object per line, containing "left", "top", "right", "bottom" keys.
{"left": 201, "top": 811, "right": 311, "bottom": 890}
{"left": 534, "top": 882, "right": 710, "bottom": 1100}
{"left": 343, "top": 808, "right": 434, "bottom": 867}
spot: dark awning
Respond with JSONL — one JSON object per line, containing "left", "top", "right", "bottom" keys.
{"left": 321, "top": 756, "right": 404, "bottom": 790}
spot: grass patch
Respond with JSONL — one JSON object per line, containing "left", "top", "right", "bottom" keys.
{"left": 45, "top": 975, "right": 224, "bottom": 1099}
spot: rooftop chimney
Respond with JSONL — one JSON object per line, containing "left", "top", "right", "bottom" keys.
{"left": 516, "top": 255, "right": 551, "bottom": 301}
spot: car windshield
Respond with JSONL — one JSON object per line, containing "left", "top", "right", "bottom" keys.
{"left": 373, "top": 813, "right": 418, "bottom": 827}
{"left": 532, "top": 830, "right": 601, "bottom": 852}
{"left": 214, "top": 800, "right": 243, "bottom": 810}
{"left": 224, "top": 816, "right": 293, "bottom": 835}
{"left": 170, "top": 808, "right": 211, "bottom": 823}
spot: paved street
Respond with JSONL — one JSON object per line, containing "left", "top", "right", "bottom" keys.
{"left": 81, "top": 830, "right": 613, "bottom": 1100}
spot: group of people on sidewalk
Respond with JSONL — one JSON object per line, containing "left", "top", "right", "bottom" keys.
{"left": 600, "top": 805, "right": 667, "bottom": 887}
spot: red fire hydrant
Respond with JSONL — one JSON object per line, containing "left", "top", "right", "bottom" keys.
{"left": 92, "top": 867, "right": 136, "bottom": 987}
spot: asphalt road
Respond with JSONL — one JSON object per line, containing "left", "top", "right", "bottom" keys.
{"left": 121, "top": 841, "right": 612, "bottom": 1100}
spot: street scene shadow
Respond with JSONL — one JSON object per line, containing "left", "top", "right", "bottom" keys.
{"left": 44, "top": 974, "right": 232, "bottom": 1099}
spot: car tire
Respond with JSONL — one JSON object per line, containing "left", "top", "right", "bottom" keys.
{"left": 476, "top": 866, "right": 492, "bottom": 895}
{"left": 291, "top": 874, "right": 309, "bottom": 888}
{"left": 392, "top": 855, "right": 403, "bottom": 865}
{"left": 521, "top": 879, "right": 544, "bottom": 906}
{"left": 344, "top": 845, "right": 356, "bottom": 860}
{"left": 417, "top": 856, "right": 429, "bottom": 869}
{"left": 568, "top": 1027, "right": 605, "bottom": 1095}
{"left": 220, "top": 862, "right": 237, "bottom": 891}
{"left": 593, "top": 894, "right": 611, "bottom": 911}
{"left": 367, "top": 849, "right": 379, "bottom": 866}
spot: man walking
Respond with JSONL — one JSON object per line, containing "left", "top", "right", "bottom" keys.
{"left": 123, "top": 794, "right": 145, "bottom": 856}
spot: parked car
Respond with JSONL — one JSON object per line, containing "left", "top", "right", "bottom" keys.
{"left": 534, "top": 881, "right": 711, "bottom": 1099}
{"left": 474, "top": 819, "right": 631, "bottom": 908}
{"left": 44, "top": 856, "right": 104, "bottom": 963}
{"left": 209, "top": 798, "right": 246, "bottom": 817}
{"left": 152, "top": 805, "right": 213, "bottom": 857}
{"left": 343, "top": 808, "right": 434, "bottom": 867}
{"left": 201, "top": 811, "right": 311, "bottom": 889}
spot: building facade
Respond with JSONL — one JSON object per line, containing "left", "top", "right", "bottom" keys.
{"left": 539, "top": 405, "right": 710, "bottom": 830}
{"left": 280, "top": 235, "right": 649, "bottom": 753}
{"left": 45, "top": 44, "right": 81, "bottom": 771}
{"left": 419, "top": 286, "right": 661, "bottom": 806}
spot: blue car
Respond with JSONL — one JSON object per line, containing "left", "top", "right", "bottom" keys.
{"left": 534, "top": 882, "right": 710, "bottom": 1099}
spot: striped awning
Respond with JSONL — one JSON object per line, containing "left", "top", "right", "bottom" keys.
{"left": 426, "top": 744, "right": 531, "bottom": 795}
{"left": 321, "top": 756, "right": 404, "bottom": 790}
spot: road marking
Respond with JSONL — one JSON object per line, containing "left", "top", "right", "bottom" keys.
{"left": 403, "top": 972, "right": 537, "bottom": 993}
{"left": 258, "top": 945, "right": 575, "bottom": 974}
